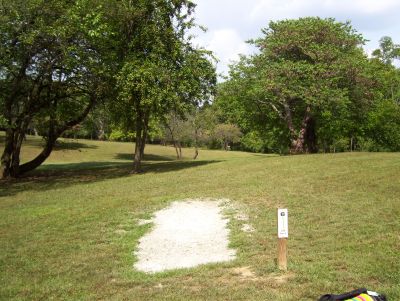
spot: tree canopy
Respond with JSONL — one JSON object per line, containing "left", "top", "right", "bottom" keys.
{"left": 0, "top": 0, "right": 216, "bottom": 177}
{"left": 0, "top": 0, "right": 116, "bottom": 178}
{"left": 1, "top": 12, "right": 400, "bottom": 179}
{"left": 109, "top": 0, "right": 216, "bottom": 172}
{"left": 215, "top": 17, "right": 400, "bottom": 153}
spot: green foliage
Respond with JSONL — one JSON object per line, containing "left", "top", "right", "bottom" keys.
{"left": 213, "top": 123, "right": 242, "bottom": 150}
{"left": 0, "top": 115, "right": 6, "bottom": 129}
{"left": 147, "top": 118, "right": 164, "bottom": 141}
{"left": 0, "top": 0, "right": 216, "bottom": 175}
{"left": 108, "top": 0, "right": 216, "bottom": 171}
{"left": 367, "top": 99, "right": 400, "bottom": 151}
{"left": 215, "top": 18, "right": 400, "bottom": 153}
{"left": 240, "top": 131, "right": 265, "bottom": 153}
{"left": 253, "top": 18, "right": 372, "bottom": 151}
{"left": 0, "top": 0, "right": 118, "bottom": 176}
{"left": 109, "top": 128, "right": 135, "bottom": 142}
{"left": 372, "top": 36, "right": 400, "bottom": 65}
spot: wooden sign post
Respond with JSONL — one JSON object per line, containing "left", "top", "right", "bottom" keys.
{"left": 277, "top": 208, "right": 288, "bottom": 271}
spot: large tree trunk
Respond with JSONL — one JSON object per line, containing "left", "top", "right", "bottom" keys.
{"left": 7, "top": 97, "right": 96, "bottom": 178}
{"left": 1, "top": 56, "right": 31, "bottom": 179}
{"left": 139, "top": 110, "right": 149, "bottom": 160}
{"left": 177, "top": 141, "right": 182, "bottom": 159}
{"left": 290, "top": 119, "right": 308, "bottom": 154}
{"left": 10, "top": 118, "right": 32, "bottom": 177}
{"left": 289, "top": 106, "right": 317, "bottom": 154}
{"left": 281, "top": 101, "right": 301, "bottom": 153}
{"left": 0, "top": 129, "right": 14, "bottom": 179}
{"left": 1, "top": 118, "right": 30, "bottom": 178}
{"left": 18, "top": 134, "right": 57, "bottom": 175}
{"left": 133, "top": 139, "right": 142, "bottom": 173}
{"left": 9, "top": 132, "right": 24, "bottom": 177}
{"left": 305, "top": 115, "right": 317, "bottom": 153}
{"left": 133, "top": 113, "right": 143, "bottom": 173}
{"left": 193, "top": 128, "right": 199, "bottom": 160}
{"left": 273, "top": 100, "right": 318, "bottom": 154}
{"left": 133, "top": 108, "right": 150, "bottom": 173}
{"left": 18, "top": 140, "right": 55, "bottom": 174}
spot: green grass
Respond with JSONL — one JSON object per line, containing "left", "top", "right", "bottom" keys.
{"left": 1, "top": 132, "right": 399, "bottom": 300}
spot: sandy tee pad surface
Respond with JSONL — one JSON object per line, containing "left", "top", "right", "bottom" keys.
{"left": 134, "top": 199, "right": 236, "bottom": 273}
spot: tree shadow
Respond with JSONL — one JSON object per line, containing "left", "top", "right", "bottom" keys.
{"left": 114, "top": 153, "right": 174, "bottom": 161}
{"left": 0, "top": 134, "right": 98, "bottom": 150}
{"left": 250, "top": 153, "right": 282, "bottom": 158}
{"left": 53, "top": 141, "right": 98, "bottom": 150}
{"left": 0, "top": 159, "right": 220, "bottom": 197}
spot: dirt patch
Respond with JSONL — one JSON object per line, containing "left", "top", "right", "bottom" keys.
{"left": 134, "top": 199, "right": 236, "bottom": 273}
{"left": 232, "top": 266, "right": 258, "bottom": 281}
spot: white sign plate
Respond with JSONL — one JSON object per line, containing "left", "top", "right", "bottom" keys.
{"left": 278, "top": 209, "right": 288, "bottom": 238}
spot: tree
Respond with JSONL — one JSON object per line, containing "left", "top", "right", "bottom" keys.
{"left": 215, "top": 57, "right": 289, "bottom": 153}
{"left": 162, "top": 112, "right": 192, "bottom": 159}
{"left": 365, "top": 37, "right": 400, "bottom": 151}
{"left": 213, "top": 123, "right": 242, "bottom": 150}
{"left": 216, "top": 18, "right": 377, "bottom": 154}
{"left": 0, "top": 0, "right": 114, "bottom": 178}
{"left": 160, "top": 105, "right": 217, "bottom": 159}
{"left": 366, "top": 99, "right": 400, "bottom": 151}
{"left": 371, "top": 37, "right": 400, "bottom": 103}
{"left": 191, "top": 106, "right": 219, "bottom": 158}
{"left": 111, "top": 0, "right": 216, "bottom": 173}
{"left": 0, "top": 0, "right": 215, "bottom": 177}
{"left": 255, "top": 18, "right": 376, "bottom": 153}
{"left": 372, "top": 36, "right": 400, "bottom": 65}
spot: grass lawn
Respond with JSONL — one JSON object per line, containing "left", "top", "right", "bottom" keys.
{"left": 1, "top": 132, "right": 399, "bottom": 300}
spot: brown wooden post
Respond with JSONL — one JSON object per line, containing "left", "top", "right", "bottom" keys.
{"left": 278, "top": 237, "right": 287, "bottom": 271}
{"left": 277, "top": 208, "right": 288, "bottom": 271}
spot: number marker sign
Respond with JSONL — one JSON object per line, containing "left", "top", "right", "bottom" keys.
{"left": 277, "top": 208, "right": 288, "bottom": 271}
{"left": 277, "top": 208, "right": 288, "bottom": 238}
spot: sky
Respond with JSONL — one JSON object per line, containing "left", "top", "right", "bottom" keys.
{"left": 191, "top": 0, "right": 400, "bottom": 78}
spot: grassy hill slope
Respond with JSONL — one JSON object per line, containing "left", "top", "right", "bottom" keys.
{"left": 1, "top": 133, "right": 399, "bottom": 300}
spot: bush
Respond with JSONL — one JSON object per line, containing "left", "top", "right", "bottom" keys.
{"left": 109, "top": 129, "right": 135, "bottom": 142}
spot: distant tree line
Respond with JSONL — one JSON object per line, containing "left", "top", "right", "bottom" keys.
{"left": 1, "top": 10, "right": 399, "bottom": 179}
{"left": 61, "top": 18, "right": 400, "bottom": 156}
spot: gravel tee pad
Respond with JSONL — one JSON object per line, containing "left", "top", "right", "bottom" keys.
{"left": 134, "top": 199, "right": 236, "bottom": 273}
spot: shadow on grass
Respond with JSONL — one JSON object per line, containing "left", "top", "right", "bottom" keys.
{"left": 0, "top": 134, "right": 98, "bottom": 150}
{"left": 53, "top": 141, "right": 98, "bottom": 150}
{"left": 0, "top": 159, "right": 220, "bottom": 197}
{"left": 115, "top": 153, "right": 174, "bottom": 161}
{"left": 249, "top": 153, "right": 283, "bottom": 158}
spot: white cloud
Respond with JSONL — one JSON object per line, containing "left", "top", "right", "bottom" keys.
{"left": 208, "top": 29, "right": 251, "bottom": 61}
{"left": 249, "top": 0, "right": 400, "bottom": 20}
{"left": 340, "top": 0, "right": 400, "bottom": 14}
{"left": 194, "top": 29, "right": 252, "bottom": 76}
{"left": 250, "top": 0, "right": 400, "bottom": 20}
{"left": 191, "top": 0, "right": 400, "bottom": 78}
